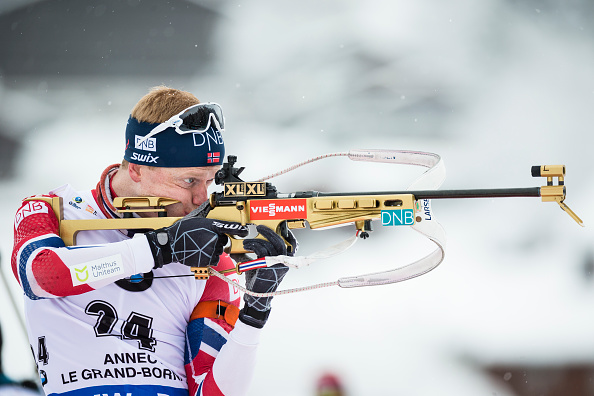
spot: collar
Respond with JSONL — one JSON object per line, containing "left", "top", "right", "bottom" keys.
{"left": 94, "top": 164, "right": 121, "bottom": 219}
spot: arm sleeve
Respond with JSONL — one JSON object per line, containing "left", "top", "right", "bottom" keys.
{"left": 185, "top": 319, "right": 261, "bottom": 396}
{"left": 184, "top": 255, "right": 262, "bottom": 396}
{"left": 11, "top": 198, "right": 154, "bottom": 299}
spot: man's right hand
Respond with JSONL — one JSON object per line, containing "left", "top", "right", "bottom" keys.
{"left": 238, "top": 225, "right": 297, "bottom": 328}
{"left": 145, "top": 216, "right": 248, "bottom": 269}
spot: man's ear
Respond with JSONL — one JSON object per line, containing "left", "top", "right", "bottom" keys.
{"left": 128, "top": 163, "right": 143, "bottom": 183}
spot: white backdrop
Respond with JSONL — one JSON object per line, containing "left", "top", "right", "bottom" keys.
{"left": 1, "top": 1, "right": 593, "bottom": 395}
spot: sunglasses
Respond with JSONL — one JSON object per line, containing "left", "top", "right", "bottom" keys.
{"left": 140, "top": 102, "right": 225, "bottom": 143}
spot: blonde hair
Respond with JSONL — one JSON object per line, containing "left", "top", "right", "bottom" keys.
{"left": 122, "top": 86, "right": 201, "bottom": 168}
{"left": 130, "top": 86, "right": 200, "bottom": 123}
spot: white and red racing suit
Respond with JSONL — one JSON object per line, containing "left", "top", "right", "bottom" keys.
{"left": 11, "top": 179, "right": 260, "bottom": 396}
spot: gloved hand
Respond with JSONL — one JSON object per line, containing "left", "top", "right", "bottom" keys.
{"left": 145, "top": 215, "right": 248, "bottom": 269}
{"left": 239, "top": 225, "right": 298, "bottom": 328}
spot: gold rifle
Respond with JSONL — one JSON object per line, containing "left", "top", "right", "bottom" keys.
{"left": 26, "top": 160, "right": 583, "bottom": 279}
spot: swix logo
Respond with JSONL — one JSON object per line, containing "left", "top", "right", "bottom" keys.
{"left": 207, "top": 152, "right": 220, "bottom": 164}
{"left": 15, "top": 200, "right": 48, "bottom": 228}
{"left": 135, "top": 135, "right": 157, "bottom": 152}
{"left": 193, "top": 129, "right": 224, "bottom": 150}
{"left": 250, "top": 199, "right": 307, "bottom": 220}
{"left": 212, "top": 221, "right": 248, "bottom": 232}
{"left": 131, "top": 152, "right": 159, "bottom": 164}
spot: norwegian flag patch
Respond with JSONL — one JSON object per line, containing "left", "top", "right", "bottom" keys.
{"left": 207, "top": 152, "right": 220, "bottom": 163}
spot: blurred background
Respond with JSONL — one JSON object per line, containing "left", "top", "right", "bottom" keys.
{"left": 0, "top": 0, "right": 593, "bottom": 395}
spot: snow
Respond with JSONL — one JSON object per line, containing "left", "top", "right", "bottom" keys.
{"left": 1, "top": 0, "right": 594, "bottom": 395}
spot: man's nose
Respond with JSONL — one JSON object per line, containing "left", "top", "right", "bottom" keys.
{"left": 192, "top": 184, "right": 209, "bottom": 206}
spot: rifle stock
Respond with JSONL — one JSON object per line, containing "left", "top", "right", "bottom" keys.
{"left": 206, "top": 192, "right": 417, "bottom": 254}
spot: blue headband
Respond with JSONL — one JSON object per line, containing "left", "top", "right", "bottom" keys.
{"left": 124, "top": 116, "right": 225, "bottom": 167}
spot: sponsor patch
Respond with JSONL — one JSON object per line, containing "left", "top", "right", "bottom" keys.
{"left": 131, "top": 152, "right": 159, "bottom": 164}
{"left": 70, "top": 254, "right": 124, "bottom": 286}
{"left": 85, "top": 205, "right": 98, "bottom": 216}
{"left": 224, "top": 182, "right": 266, "bottom": 197}
{"left": 381, "top": 209, "right": 415, "bottom": 226}
{"left": 135, "top": 134, "right": 157, "bottom": 152}
{"left": 212, "top": 221, "right": 248, "bottom": 232}
{"left": 415, "top": 199, "right": 433, "bottom": 222}
{"left": 250, "top": 199, "right": 307, "bottom": 220}
{"left": 193, "top": 129, "right": 224, "bottom": 150}
{"left": 15, "top": 200, "right": 49, "bottom": 228}
{"left": 69, "top": 200, "right": 83, "bottom": 210}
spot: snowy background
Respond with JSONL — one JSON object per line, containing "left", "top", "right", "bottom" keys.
{"left": 1, "top": 1, "right": 593, "bottom": 395}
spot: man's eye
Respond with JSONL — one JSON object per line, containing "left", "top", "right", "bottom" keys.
{"left": 184, "top": 178, "right": 195, "bottom": 184}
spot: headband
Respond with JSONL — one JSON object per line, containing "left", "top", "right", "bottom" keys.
{"left": 123, "top": 103, "right": 225, "bottom": 167}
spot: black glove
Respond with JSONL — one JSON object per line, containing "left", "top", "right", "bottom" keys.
{"left": 145, "top": 215, "right": 248, "bottom": 269}
{"left": 238, "top": 225, "right": 298, "bottom": 328}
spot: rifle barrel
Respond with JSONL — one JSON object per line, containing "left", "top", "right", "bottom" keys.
{"left": 312, "top": 187, "right": 542, "bottom": 200}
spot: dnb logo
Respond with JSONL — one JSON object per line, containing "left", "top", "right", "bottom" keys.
{"left": 135, "top": 135, "right": 157, "bottom": 152}
{"left": 15, "top": 200, "right": 48, "bottom": 228}
{"left": 381, "top": 209, "right": 415, "bottom": 226}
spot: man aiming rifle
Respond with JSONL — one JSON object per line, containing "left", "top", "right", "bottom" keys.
{"left": 11, "top": 86, "right": 294, "bottom": 396}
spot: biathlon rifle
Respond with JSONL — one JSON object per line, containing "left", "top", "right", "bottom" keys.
{"left": 33, "top": 151, "right": 583, "bottom": 286}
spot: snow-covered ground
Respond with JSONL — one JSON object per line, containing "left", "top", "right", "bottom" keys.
{"left": 1, "top": 1, "right": 593, "bottom": 395}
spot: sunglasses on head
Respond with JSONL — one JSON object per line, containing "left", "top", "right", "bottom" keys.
{"left": 140, "top": 102, "right": 225, "bottom": 142}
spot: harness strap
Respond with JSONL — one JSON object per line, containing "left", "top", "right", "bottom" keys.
{"left": 190, "top": 300, "right": 239, "bottom": 327}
